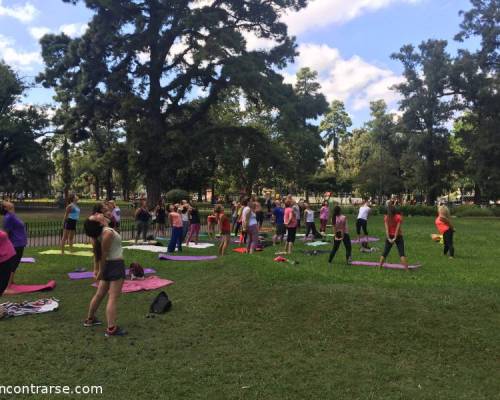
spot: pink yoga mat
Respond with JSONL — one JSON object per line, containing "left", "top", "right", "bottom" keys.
{"left": 68, "top": 268, "right": 157, "bottom": 280}
{"left": 350, "top": 237, "right": 380, "bottom": 244}
{"left": 158, "top": 254, "right": 217, "bottom": 261}
{"left": 21, "top": 257, "right": 36, "bottom": 263}
{"left": 6, "top": 280, "right": 56, "bottom": 295}
{"left": 351, "top": 261, "right": 421, "bottom": 270}
{"left": 92, "top": 276, "right": 174, "bottom": 293}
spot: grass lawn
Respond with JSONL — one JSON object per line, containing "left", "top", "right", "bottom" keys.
{"left": 2, "top": 215, "right": 500, "bottom": 399}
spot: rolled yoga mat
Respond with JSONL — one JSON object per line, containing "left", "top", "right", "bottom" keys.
{"left": 39, "top": 250, "right": 93, "bottom": 257}
{"left": 68, "top": 268, "right": 157, "bottom": 280}
{"left": 351, "top": 261, "right": 421, "bottom": 270}
{"left": 123, "top": 245, "right": 169, "bottom": 253}
{"left": 6, "top": 280, "right": 57, "bottom": 295}
{"left": 21, "top": 257, "right": 36, "bottom": 263}
{"left": 92, "top": 276, "right": 174, "bottom": 293}
{"left": 350, "top": 237, "right": 380, "bottom": 244}
{"left": 158, "top": 254, "right": 217, "bottom": 261}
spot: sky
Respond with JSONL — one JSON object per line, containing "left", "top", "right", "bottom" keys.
{"left": 0, "top": 0, "right": 477, "bottom": 126}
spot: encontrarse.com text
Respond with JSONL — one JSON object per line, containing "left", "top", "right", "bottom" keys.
{"left": 0, "top": 385, "right": 103, "bottom": 396}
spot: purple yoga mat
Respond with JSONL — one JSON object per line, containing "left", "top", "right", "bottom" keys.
{"left": 351, "top": 261, "right": 421, "bottom": 270}
{"left": 21, "top": 257, "right": 36, "bottom": 263}
{"left": 350, "top": 237, "right": 380, "bottom": 244}
{"left": 158, "top": 254, "right": 217, "bottom": 261}
{"left": 68, "top": 268, "right": 157, "bottom": 280}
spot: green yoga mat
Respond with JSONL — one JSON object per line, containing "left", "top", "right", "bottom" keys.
{"left": 72, "top": 243, "right": 93, "bottom": 249}
{"left": 39, "top": 250, "right": 94, "bottom": 257}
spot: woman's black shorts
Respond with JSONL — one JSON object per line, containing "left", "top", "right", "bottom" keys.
{"left": 64, "top": 218, "right": 77, "bottom": 231}
{"left": 102, "top": 259, "right": 126, "bottom": 282}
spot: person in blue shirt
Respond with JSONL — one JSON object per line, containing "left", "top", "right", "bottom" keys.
{"left": 61, "top": 194, "right": 80, "bottom": 254}
{"left": 272, "top": 200, "right": 285, "bottom": 246}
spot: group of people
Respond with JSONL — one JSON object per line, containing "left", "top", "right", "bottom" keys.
{"left": 60, "top": 195, "right": 121, "bottom": 254}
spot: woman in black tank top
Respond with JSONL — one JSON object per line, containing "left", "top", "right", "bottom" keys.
{"left": 155, "top": 199, "right": 167, "bottom": 237}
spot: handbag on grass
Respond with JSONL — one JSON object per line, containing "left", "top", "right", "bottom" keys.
{"left": 149, "top": 291, "right": 172, "bottom": 314}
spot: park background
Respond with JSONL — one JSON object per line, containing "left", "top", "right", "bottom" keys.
{"left": 1, "top": 0, "right": 500, "bottom": 399}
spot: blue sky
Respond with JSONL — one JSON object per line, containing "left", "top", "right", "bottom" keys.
{"left": 0, "top": 0, "right": 477, "bottom": 126}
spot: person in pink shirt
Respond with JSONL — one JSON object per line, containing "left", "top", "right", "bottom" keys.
{"left": 319, "top": 201, "right": 329, "bottom": 234}
{"left": 168, "top": 204, "right": 184, "bottom": 253}
{"left": 0, "top": 229, "right": 16, "bottom": 296}
{"left": 284, "top": 200, "right": 297, "bottom": 254}
{"left": 328, "top": 206, "right": 352, "bottom": 265}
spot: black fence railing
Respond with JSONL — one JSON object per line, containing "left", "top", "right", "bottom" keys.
{"left": 25, "top": 219, "right": 214, "bottom": 248}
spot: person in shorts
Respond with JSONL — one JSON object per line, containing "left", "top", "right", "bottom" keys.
{"left": 61, "top": 194, "right": 80, "bottom": 254}
{"left": 272, "top": 200, "right": 285, "bottom": 246}
{"left": 83, "top": 203, "right": 127, "bottom": 337}
{"left": 215, "top": 205, "right": 231, "bottom": 256}
{"left": 284, "top": 200, "right": 297, "bottom": 254}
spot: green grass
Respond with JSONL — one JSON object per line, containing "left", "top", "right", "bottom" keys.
{"left": 3, "top": 216, "right": 500, "bottom": 399}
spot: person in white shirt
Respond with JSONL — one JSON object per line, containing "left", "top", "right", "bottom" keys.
{"left": 303, "top": 203, "right": 320, "bottom": 239}
{"left": 356, "top": 199, "right": 371, "bottom": 251}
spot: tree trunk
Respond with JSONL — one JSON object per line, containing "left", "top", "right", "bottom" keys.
{"left": 94, "top": 175, "right": 100, "bottom": 201}
{"left": 105, "top": 168, "right": 113, "bottom": 200}
{"left": 474, "top": 183, "right": 481, "bottom": 205}
{"left": 145, "top": 175, "right": 161, "bottom": 209}
{"left": 198, "top": 187, "right": 203, "bottom": 202}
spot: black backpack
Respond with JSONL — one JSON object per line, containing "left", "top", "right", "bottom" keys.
{"left": 149, "top": 291, "right": 172, "bottom": 314}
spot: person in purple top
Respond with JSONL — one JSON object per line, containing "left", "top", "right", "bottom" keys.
{"left": 1, "top": 201, "right": 27, "bottom": 289}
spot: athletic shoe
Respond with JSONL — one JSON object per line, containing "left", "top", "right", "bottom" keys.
{"left": 105, "top": 326, "right": 127, "bottom": 337}
{"left": 83, "top": 317, "right": 102, "bottom": 327}
{"left": 347, "top": 257, "right": 352, "bottom": 265}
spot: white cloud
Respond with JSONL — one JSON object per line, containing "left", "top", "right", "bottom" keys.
{"left": 282, "top": 0, "right": 422, "bottom": 35}
{"left": 290, "top": 43, "right": 403, "bottom": 112}
{"left": 0, "top": 34, "right": 41, "bottom": 70}
{"left": 59, "top": 23, "right": 88, "bottom": 38}
{"left": 29, "top": 26, "right": 51, "bottom": 40}
{"left": 0, "top": 0, "right": 38, "bottom": 23}
{"left": 243, "top": 31, "right": 277, "bottom": 52}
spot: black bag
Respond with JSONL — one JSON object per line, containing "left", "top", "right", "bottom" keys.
{"left": 149, "top": 291, "right": 172, "bottom": 314}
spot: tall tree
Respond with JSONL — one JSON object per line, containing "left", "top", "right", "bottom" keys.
{"left": 38, "top": 0, "right": 308, "bottom": 207}
{"left": 319, "top": 100, "right": 352, "bottom": 175}
{"left": 0, "top": 62, "right": 51, "bottom": 195}
{"left": 392, "top": 40, "right": 456, "bottom": 204}
{"left": 453, "top": 0, "right": 500, "bottom": 203}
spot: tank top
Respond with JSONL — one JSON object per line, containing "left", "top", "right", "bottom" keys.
{"left": 170, "top": 212, "right": 183, "bottom": 228}
{"left": 190, "top": 209, "right": 200, "bottom": 224}
{"left": 68, "top": 203, "right": 80, "bottom": 220}
{"left": 102, "top": 227, "right": 123, "bottom": 260}
{"left": 137, "top": 208, "right": 150, "bottom": 222}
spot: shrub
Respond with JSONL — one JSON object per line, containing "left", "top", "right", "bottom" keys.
{"left": 452, "top": 205, "right": 494, "bottom": 217}
{"left": 165, "top": 189, "right": 189, "bottom": 204}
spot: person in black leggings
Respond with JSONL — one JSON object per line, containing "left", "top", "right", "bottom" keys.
{"left": 0, "top": 230, "right": 16, "bottom": 296}
{"left": 379, "top": 202, "right": 409, "bottom": 271}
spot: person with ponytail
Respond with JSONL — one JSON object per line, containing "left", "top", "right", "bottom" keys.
{"left": 436, "top": 205, "right": 455, "bottom": 258}
{"left": 328, "top": 206, "right": 352, "bottom": 265}
{"left": 379, "top": 202, "right": 409, "bottom": 270}
{"left": 83, "top": 203, "right": 127, "bottom": 337}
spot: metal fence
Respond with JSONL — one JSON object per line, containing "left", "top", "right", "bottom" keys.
{"left": 25, "top": 219, "right": 214, "bottom": 248}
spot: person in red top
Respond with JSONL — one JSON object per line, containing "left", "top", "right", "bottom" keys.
{"left": 284, "top": 199, "right": 297, "bottom": 254}
{"left": 215, "top": 205, "right": 231, "bottom": 256}
{"left": 435, "top": 205, "right": 454, "bottom": 258}
{"left": 0, "top": 229, "right": 16, "bottom": 296}
{"left": 379, "top": 202, "right": 409, "bottom": 270}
